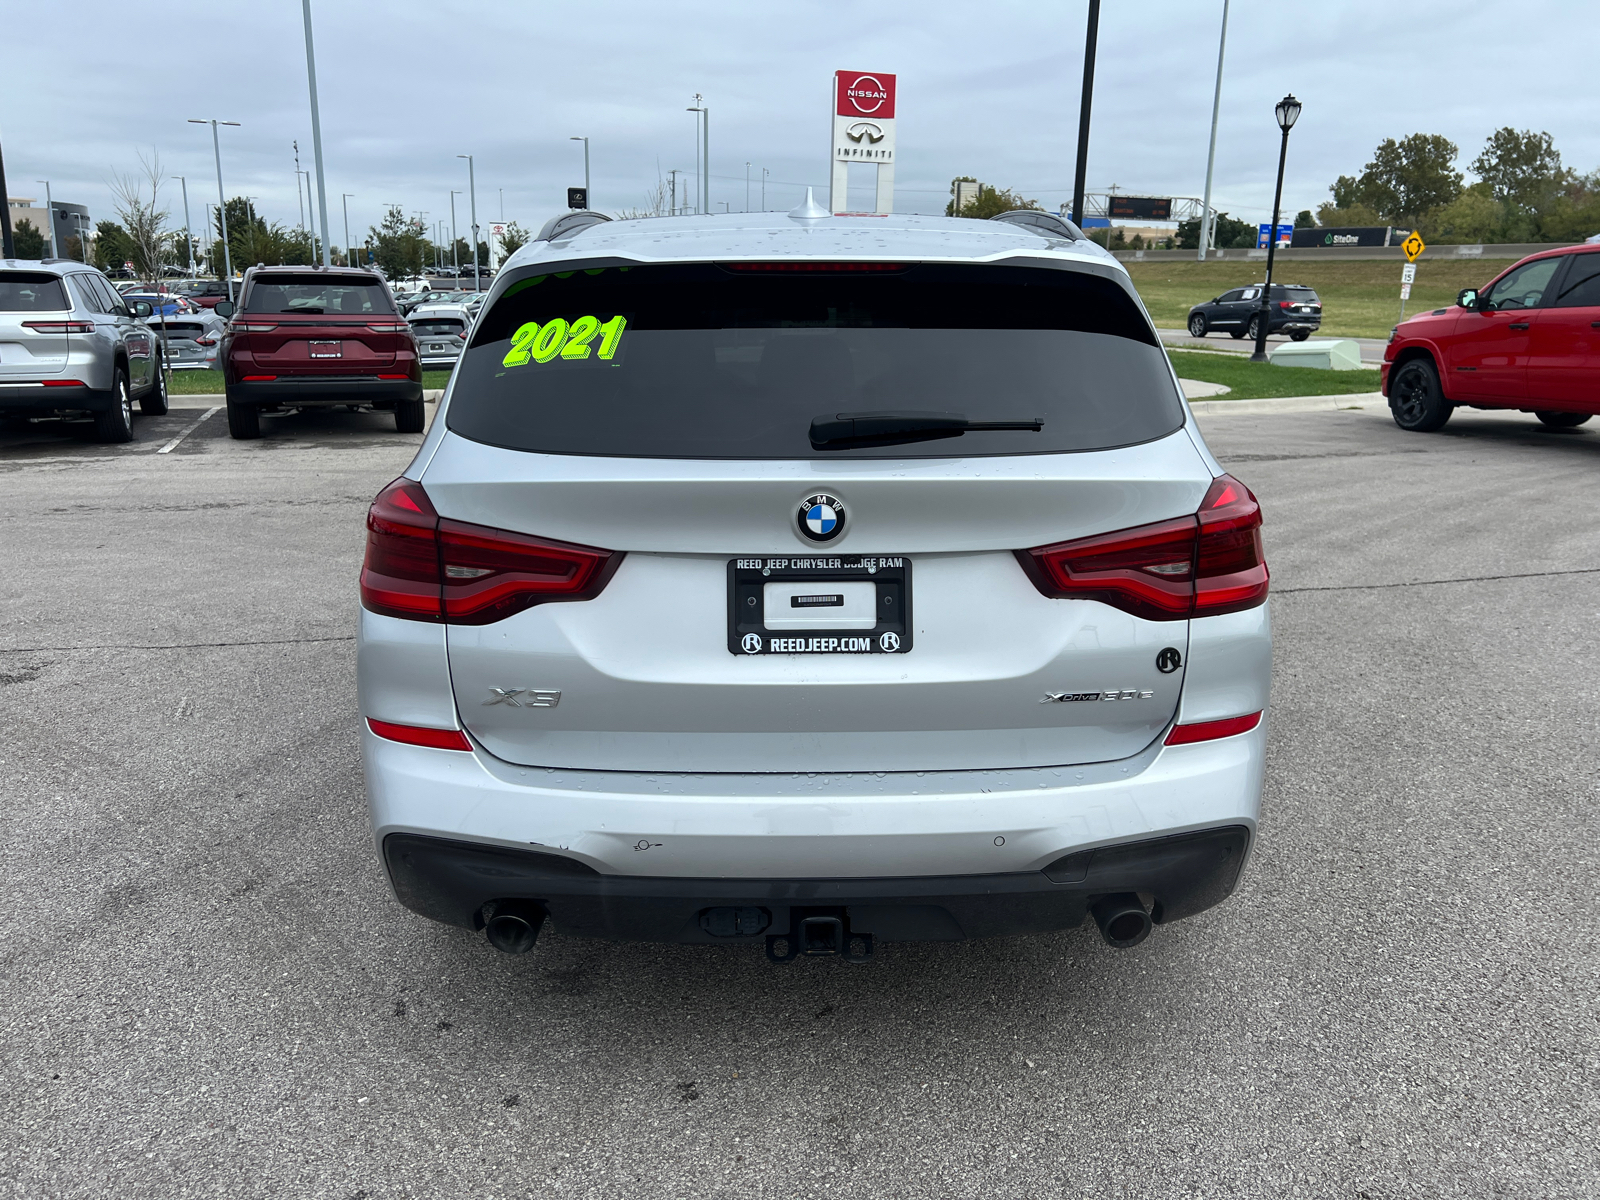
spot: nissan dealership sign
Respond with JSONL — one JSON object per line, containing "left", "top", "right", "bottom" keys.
{"left": 829, "top": 71, "right": 897, "bottom": 215}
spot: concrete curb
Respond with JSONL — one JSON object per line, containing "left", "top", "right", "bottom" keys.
{"left": 170, "top": 389, "right": 444, "bottom": 409}
{"left": 1188, "top": 391, "right": 1385, "bottom": 416}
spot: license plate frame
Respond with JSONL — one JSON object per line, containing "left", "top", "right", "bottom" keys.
{"left": 308, "top": 340, "right": 343, "bottom": 359}
{"left": 727, "top": 555, "right": 912, "bottom": 655}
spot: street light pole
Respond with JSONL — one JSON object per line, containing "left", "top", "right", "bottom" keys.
{"left": 1199, "top": 0, "right": 1230, "bottom": 261}
{"left": 1250, "top": 94, "right": 1302, "bottom": 363}
{"left": 569, "top": 137, "right": 590, "bottom": 206}
{"left": 36, "top": 180, "right": 56, "bottom": 257}
{"left": 746, "top": 162, "right": 750, "bottom": 212}
{"left": 762, "top": 167, "right": 769, "bottom": 211}
{"left": 300, "top": 0, "right": 332, "bottom": 267}
{"left": 450, "top": 191, "right": 460, "bottom": 277}
{"left": 342, "top": 193, "right": 352, "bottom": 267}
{"left": 178, "top": 176, "right": 195, "bottom": 275}
{"left": 458, "top": 155, "right": 479, "bottom": 291}
{"left": 687, "top": 97, "right": 706, "bottom": 213}
{"left": 189, "top": 118, "right": 241, "bottom": 301}
{"left": 1069, "top": 0, "right": 1101, "bottom": 227}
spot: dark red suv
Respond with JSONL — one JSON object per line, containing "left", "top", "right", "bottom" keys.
{"left": 1383, "top": 245, "right": 1600, "bottom": 433}
{"left": 219, "top": 266, "right": 422, "bottom": 438}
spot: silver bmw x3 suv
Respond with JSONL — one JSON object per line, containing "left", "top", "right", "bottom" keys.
{"left": 357, "top": 205, "right": 1272, "bottom": 960}
{"left": 0, "top": 259, "right": 171, "bottom": 441}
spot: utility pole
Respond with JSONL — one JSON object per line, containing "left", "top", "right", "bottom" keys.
{"left": 178, "top": 175, "right": 195, "bottom": 275}
{"left": 1070, "top": 0, "right": 1101, "bottom": 227}
{"left": 295, "top": 142, "right": 306, "bottom": 239}
{"left": 668, "top": 169, "right": 679, "bottom": 215}
{"left": 1199, "top": 0, "right": 1230, "bottom": 261}
{"left": 341, "top": 193, "right": 352, "bottom": 267}
{"left": 300, "top": 0, "right": 332, "bottom": 267}
{"left": 762, "top": 167, "right": 769, "bottom": 211}
{"left": 189, "top": 118, "right": 241, "bottom": 300}
{"left": 746, "top": 162, "right": 751, "bottom": 212}
{"left": 450, "top": 190, "right": 460, "bottom": 276}
{"left": 458, "top": 155, "right": 479, "bottom": 291}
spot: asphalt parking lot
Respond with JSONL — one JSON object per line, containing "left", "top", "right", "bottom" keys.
{"left": 2, "top": 398, "right": 1596, "bottom": 1199}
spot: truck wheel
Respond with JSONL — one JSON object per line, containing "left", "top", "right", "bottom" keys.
{"left": 1389, "top": 358, "right": 1452, "bottom": 432}
{"left": 1535, "top": 411, "right": 1591, "bottom": 428}
{"left": 139, "top": 356, "right": 170, "bottom": 415}
{"left": 1187, "top": 314, "right": 1207, "bottom": 337}
{"left": 226, "top": 394, "right": 261, "bottom": 439}
{"left": 395, "top": 396, "right": 426, "bottom": 434}
{"left": 93, "top": 368, "right": 135, "bottom": 443}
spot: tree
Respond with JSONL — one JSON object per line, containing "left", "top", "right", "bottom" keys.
{"left": 1471, "top": 128, "right": 1566, "bottom": 211}
{"left": 1323, "top": 135, "right": 1462, "bottom": 227}
{"left": 108, "top": 149, "right": 171, "bottom": 289}
{"left": 93, "top": 220, "right": 135, "bottom": 272}
{"left": 499, "top": 220, "right": 531, "bottom": 257}
{"left": 1426, "top": 183, "right": 1506, "bottom": 245}
{"left": 12, "top": 218, "right": 47, "bottom": 258}
{"left": 1293, "top": 210, "right": 1316, "bottom": 229}
{"left": 946, "top": 178, "right": 1040, "bottom": 218}
{"left": 368, "top": 206, "right": 428, "bottom": 280}
{"left": 1315, "top": 199, "right": 1385, "bottom": 228}
{"left": 1174, "top": 211, "right": 1255, "bottom": 250}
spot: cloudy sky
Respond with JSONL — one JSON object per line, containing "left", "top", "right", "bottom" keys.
{"left": 3, "top": 0, "right": 1595, "bottom": 246}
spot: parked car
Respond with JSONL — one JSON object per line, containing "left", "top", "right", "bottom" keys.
{"left": 1383, "top": 245, "right": 1600, "bottom": 432}
{"left": 147, "top": 308, "right": 227, "bottom": 370}
{"left": 407, "top": 303, "right": 472, "bottom": 369}
{"left": 218, "top": 265, "right": 422, "bottom": 438}
{"left": 357, "top": 208, "right": 1272, "bottom": 961}
{"left": 172, "top": 278, "right": 234, "bottom": 310}
{"left": 124, "top": 292, "right": 198, "bottom": 318}
{"left": 0, "top": 259, "right": 169, "bottom": 441}
{"left": 1187, "top": 283, "right": 1322, "bottom": 341}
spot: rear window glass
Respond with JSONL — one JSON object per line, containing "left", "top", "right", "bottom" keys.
{"left": 1272, "top": 286, "right": 1318, "bottom": 299}
{"left": 0, "top": 272, "right": 69, "bottom": 312}
{"left": 447, "top": 263, "right": 1182, "bottom": 459}
{"left": 244, "top": 273, "right": 393, "bottom": 315}
{"left": 412, "top": 318, "right": 465, "bottom": 336}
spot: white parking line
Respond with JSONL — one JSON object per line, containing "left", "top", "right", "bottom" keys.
{"left": 156, "top": 405, "right": 222, "bottom": 455}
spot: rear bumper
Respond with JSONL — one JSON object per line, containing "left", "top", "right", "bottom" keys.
{"left": 384, "top": 824, "right": 1252, "bottom": 943}
{"left": 0, "top": 383, "right": 109, "bottom": 414}
{"left": 227, "top": 376, "right": 422, "bottom": 406}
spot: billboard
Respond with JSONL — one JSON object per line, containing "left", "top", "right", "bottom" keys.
{"left": 830, "top": 71, "right": 897, "bottom": 215}
{"left": 1257, "top": 223, "right": 1293, "bottom": 248}
{"left": 1290, "top": 225, "right": 1406, "bottom": 248}
{"left": 1108, "top": 196, "right": 1172, "bottom": 220}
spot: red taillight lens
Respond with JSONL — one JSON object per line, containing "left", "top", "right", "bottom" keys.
{"left": 41, "top": 379, "right": 87, "bottom": 387}
{"left": 1017, "top": 474, "right": 1267, "bottom": 621}
{"left": 1278, "top": 301, "right": 1293, "bottom": 309}
{"left": 22, "top": 320, "right": 95, "bottom": 334}
{"left": 196, "top": 337, "right": 217, "bottom": 346}
{"left": 1164, "top": 711, "right": 1262, "bottom": 745}
{"left": 366, "top": 717, "right": 472, "bottom": 751}
{"left": 358, "top": 477, "right": 621, "bottom": 625}
{"left": 240, "top": 375, "right": 277, "bottom": 382}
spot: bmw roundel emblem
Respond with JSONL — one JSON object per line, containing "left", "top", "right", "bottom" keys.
{"left": 798, "top": 494, "right": 846, "bottom": 542}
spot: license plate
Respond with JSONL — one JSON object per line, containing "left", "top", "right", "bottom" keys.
{"left": 728, "top": 556, "right": 911, "bottom": 655}
{"left": 308, "top": 340, "right": 342, "bottom": 358}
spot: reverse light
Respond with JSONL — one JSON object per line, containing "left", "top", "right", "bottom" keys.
{"left": 366, "top": 717, "right": 472, "bottom": 751}
{"left": 1017, "top": 474, "right": 1268, "bottom": 620}
{"left": 1165, "top": 712, "right": 1262, "bottom": 745}
{"left": 22, "top": 320, "right": 96, "bottom": 334}
{"left": 359, "top": 478, "right": 622, "bottom": 624}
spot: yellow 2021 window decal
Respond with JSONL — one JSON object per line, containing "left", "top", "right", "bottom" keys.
{"left": 503, "top": 315, "right": 627, "bottom": 368}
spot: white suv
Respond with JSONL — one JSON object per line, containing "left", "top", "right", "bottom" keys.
{"left": 357, "top": 204, "right": 1271, "bottom": 961}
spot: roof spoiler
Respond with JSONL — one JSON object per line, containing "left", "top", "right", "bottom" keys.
{"left": 536, "top": 211, "right": 612, "bottom": 243}
{"left": 989, "top": 210, "right": 1085, "bottom": 241}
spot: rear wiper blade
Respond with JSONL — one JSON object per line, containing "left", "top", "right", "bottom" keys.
{"left": 810, "top": 410, "right": 1043, "bottom": 450}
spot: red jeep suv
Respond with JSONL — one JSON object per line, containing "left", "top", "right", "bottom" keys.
{"left": 1383, "top": 245, "right": 1600, "bottom": 433}
{"left": 220, "top": 266, "right": 422, "bottom": 438}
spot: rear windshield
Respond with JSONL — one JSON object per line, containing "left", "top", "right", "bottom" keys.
{"left": 244, "top": 274, "right": 393, "bottom": 315}
{"left": 0, "top": 272, "right": 70, "bottom": 312}
{"left": 447, "top": 263, "right": 1182, "bottom": 459}
{"left": 1273, "top": 286, "right": 1318, "bottom": 300}
{"left": 412, "top": 317, "right": 465, "bottom": 336}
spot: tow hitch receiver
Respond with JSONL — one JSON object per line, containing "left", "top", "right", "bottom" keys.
{"left": 765, "top": 911, "right": 874, "bottom": 963}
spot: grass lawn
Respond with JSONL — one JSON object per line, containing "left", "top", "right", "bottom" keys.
{"left": 1127, "top": 258, "right": 1504, "bottom": 340}
{"left": 1168, "top": 350, "right": 1381, "bottom": 400}
{"left": 166, "top": 369, "right": 453, "bottom": 395}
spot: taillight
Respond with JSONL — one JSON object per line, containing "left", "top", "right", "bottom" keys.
{"left": 359, "top": 477, "right": 621, "bottom": 624}
{"left": 196, "top": 337, "right": 217, "bottom": 346}
{"left": 22, "top": 320, "right": 95, "bottom": 333}
{"left": 1017, "top": 474, "right": 1267, "bottom": 620}
{"left": 233, "top": 321, "right": 279, "bottom": 332}
{"left": 367, "top": 322, "right": 410, "bottom": 332}
{"left": 1278, "top": 301, "right": 1293, "bottom": 309}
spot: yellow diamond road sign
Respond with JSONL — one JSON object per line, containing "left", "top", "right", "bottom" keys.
{"left": 1402, "top": 232, "right": 1426, "bottom": 262}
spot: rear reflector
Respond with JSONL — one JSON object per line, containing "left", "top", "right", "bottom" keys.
{"left": 723, "top": 262, "right": 908, "bottom": 272}
{"left": 366, "top": 717, "right": 472, "bottom": 751}
{"left": 359, "top": 477, "right": 622, "bottom": 624}
{"left": 377, "top": 373, "right": 410, "bottom": 380}
{"left": 41, "top": 379, "right": 87, "bottom": 388}
{"left": 1164, "top": 711, "right": 1262, "bottom": 745}
{"left": 241, "top": 375, "right": 277, "bottom": 382}
{"left": 1017, "top": 474, "right": 1268, "bottom": 621}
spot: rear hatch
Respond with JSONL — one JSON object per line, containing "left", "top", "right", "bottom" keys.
{"left": 410, "top": 312, "right": 468, "bottom": 357}
{"left": 1276, "top": 285, "right": 1321, "bottom": 318}
{"left": 417, "top": 260, "right": 1215, "bottom": 774}
{"left": 236, "top": 272, "right": 406, "bottom": 373}
{"left": 0, "top": 271, "right": 74, "bottom": 379}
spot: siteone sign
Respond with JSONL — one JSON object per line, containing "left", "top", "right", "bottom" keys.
{"left": 1290, "top": 225, "right": 1410, "bottom": 249}
{"left": 829, "top": 71, "right": 897, "bottom": 215}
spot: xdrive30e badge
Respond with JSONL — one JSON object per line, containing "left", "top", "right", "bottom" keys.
{"left": 797, "top": 494, "right": 846, "bottom": 542}
{"left": 1040, "top": 689, "right": 1154, "bottom": 704}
